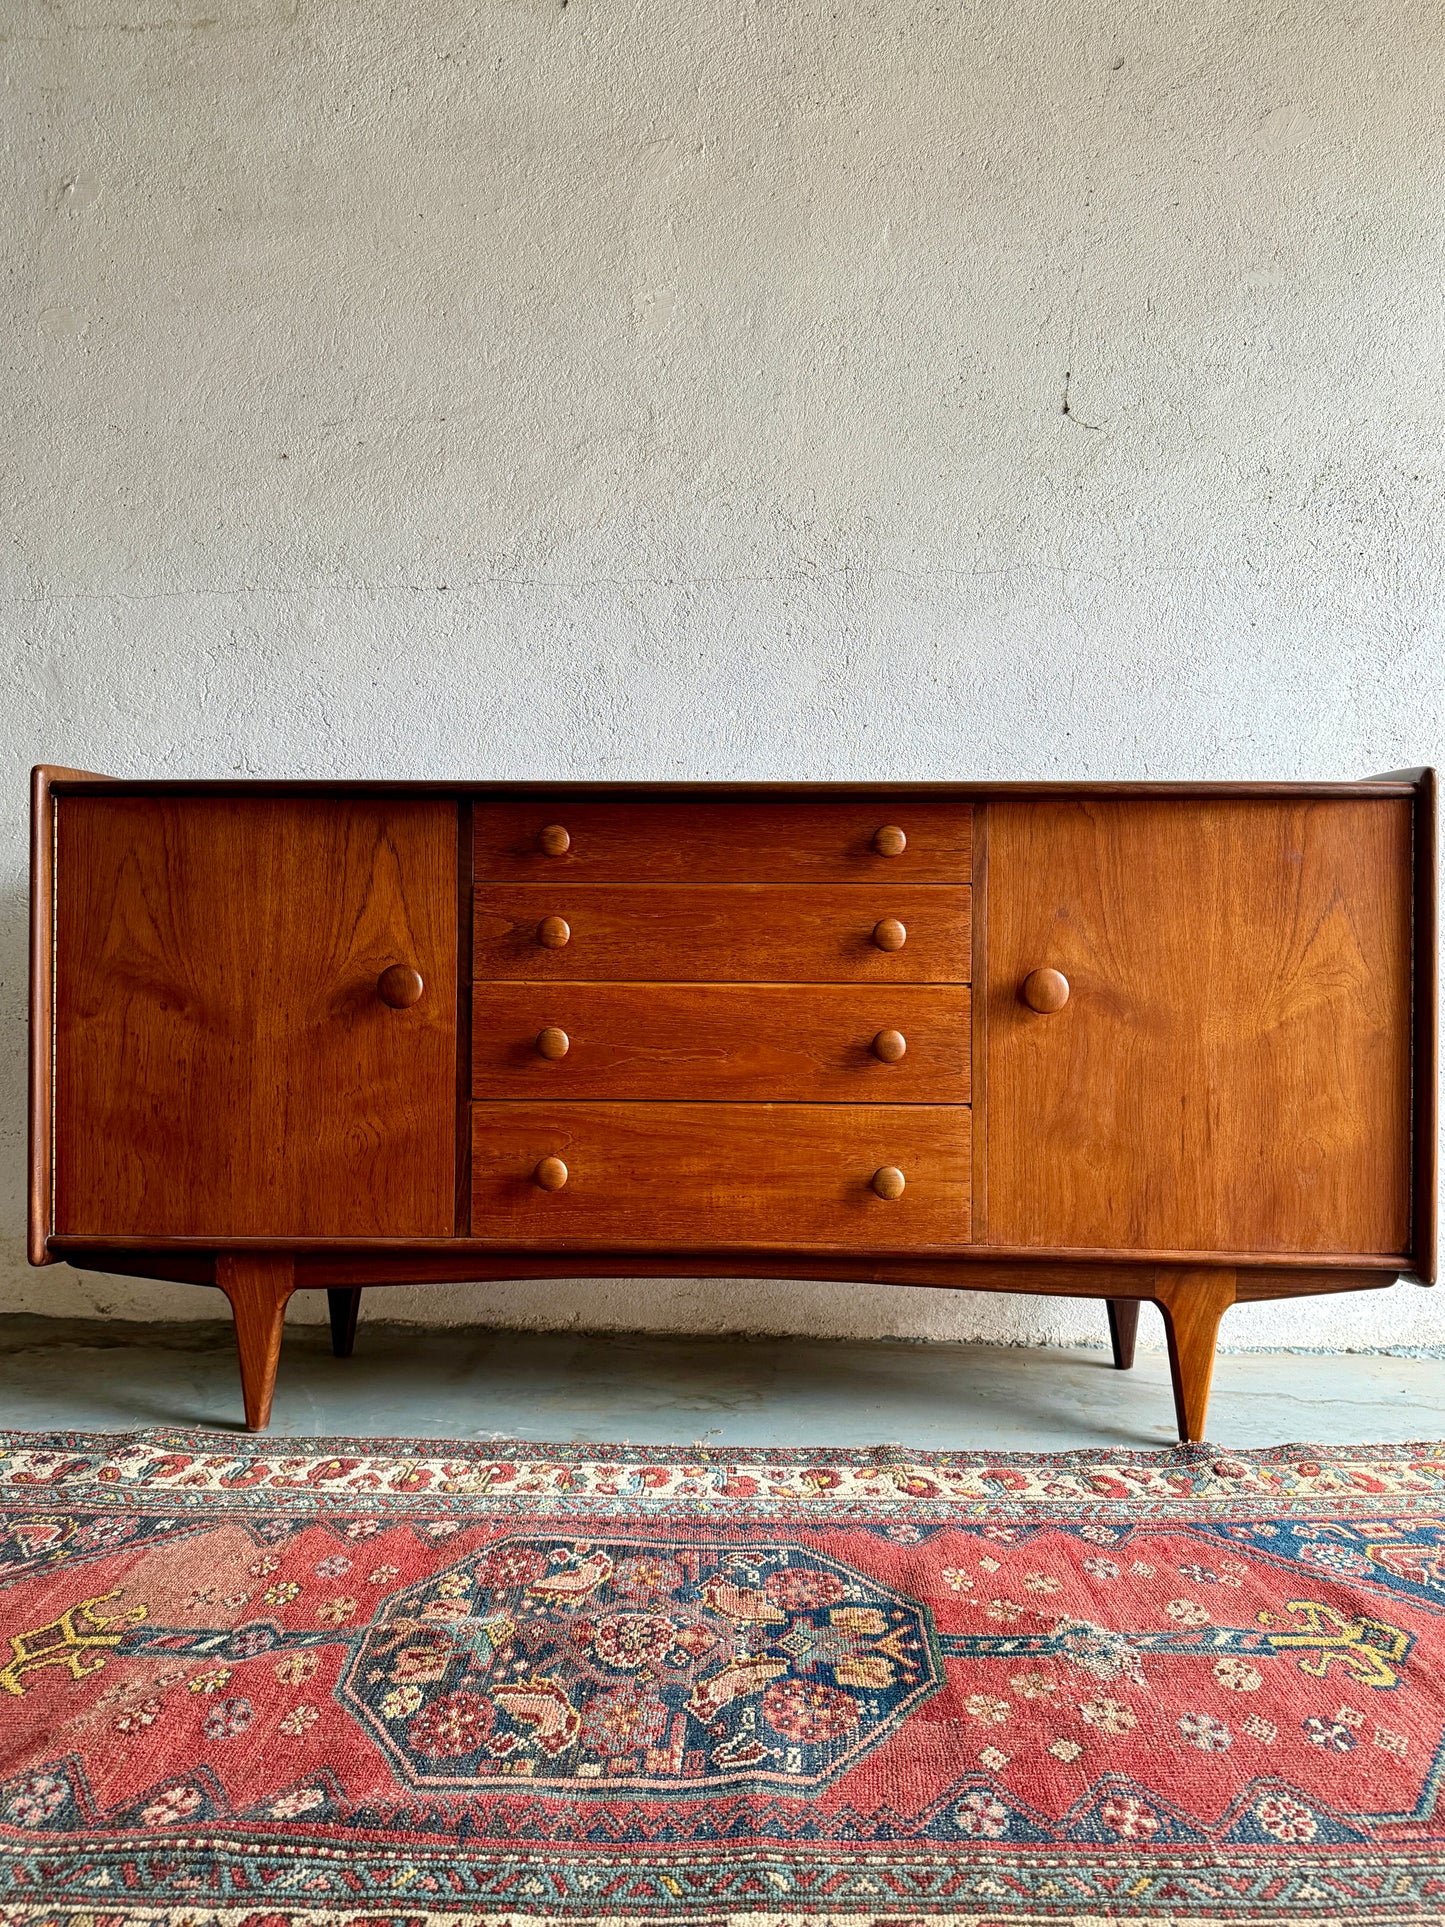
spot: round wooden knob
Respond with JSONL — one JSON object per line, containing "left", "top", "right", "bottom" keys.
{"left": 1022, "top": 967, "right": 1070, "bottom": 1013}
{"left": 534, "top": 1156, "right": 568, "bottom": 1191}
{"left": 538, "top": 824, "right": 570, "bottom": 857}
{"left": 872, "top": 1166, "right": 906, "bottom": 1200}
{"left": 872, "top": 917, "right": 907, "bottom": 952}
{"left": 872, "top": 825, "right": 907, "bottom": 858}
{"left": 538, "top": 915, "right": 571, "bottom": 949}
{"left": 872, "top": 1028, "right": 907, "bottom": 1063}
{"left": 536, "top": 1026, "right": 570, "bottom": 1060}
{"left": 377, "top": 964, "right": 424, "bottom": 1009}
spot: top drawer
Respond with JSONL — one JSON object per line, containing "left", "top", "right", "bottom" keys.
{"left": 473, "top": 799, "right": 972, "bottom": 883}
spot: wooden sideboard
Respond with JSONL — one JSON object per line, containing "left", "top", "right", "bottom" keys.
{"left": 29, "top": 768, "right": 1437, "bottom": 1441}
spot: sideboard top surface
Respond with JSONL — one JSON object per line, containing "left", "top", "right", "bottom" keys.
{"left": 30, "top": 769, "right": 1428, "bottom": 799}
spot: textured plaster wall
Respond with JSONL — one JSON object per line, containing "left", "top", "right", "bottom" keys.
{"left": 3, "top": 0, "right": 1443, "bottom": 1351}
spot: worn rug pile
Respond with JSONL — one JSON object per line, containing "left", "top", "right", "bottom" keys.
{"left": 3, "top": 1431, "right": 1445, "bottom": 1924}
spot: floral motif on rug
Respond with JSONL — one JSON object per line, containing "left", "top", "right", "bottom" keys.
{"left": 4, "top": 1431, "right": 1445, "bottom": 1925}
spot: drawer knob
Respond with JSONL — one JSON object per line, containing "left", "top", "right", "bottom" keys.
{"left": 872, "top": 824, "right": 907, "bottom": 857}
{"left": 534, "top": 1156, "right": 569, "bottom": 1191}
{"left": 536, "top": 1026, "right": 570, "bottom": 1060}
{"left": 538, "top": 823, "right": 571, "bottom": 857}
{"left": 872, "top": 1028, "right": 907, "bottom": 1063}
{"left": 538, "top": 915, "right": 571, "bottom": 949}
{"left": 872, "top": 916, "right": 907, "bottom": 952}
{"left": 377, "top": 964, "right": 424, "bottom": 1009}
{"left": 872, "top": 1165, "right": 906, "bottom": 1200}
{"left": 1022, "top": 967, "right": 1070, "bottom": 1013}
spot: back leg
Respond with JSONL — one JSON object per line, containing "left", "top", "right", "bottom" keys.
{"left": 1106, "top": 1299, "right": 1140, "bottom": 1370}
{"left": 327, "top": 1288, "right": 362, "bottom": 1359}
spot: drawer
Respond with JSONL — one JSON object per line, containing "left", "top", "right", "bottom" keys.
{"left": 473, "top": 885, "right": 971, "bottom": 983}
{"left": 473, "top": 799, "right": 972, "bottom": 882}
{"left": 472, "top": 984, "right": 971, "bottom": 1101}
{"left": 470, "top": 1102, "right": 971, "bottom": 1246}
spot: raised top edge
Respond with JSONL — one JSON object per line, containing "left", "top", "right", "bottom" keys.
{"left": 31, "top": 770, "right": 1429, "bottom": 800}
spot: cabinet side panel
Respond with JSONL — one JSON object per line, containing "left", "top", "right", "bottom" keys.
{"left": 54, "top": 796, "right": 457, "bottom": 1239}
{"left": 987, "top": 798, "right": 1413, "bottom": 1255}
{"left": 1412, "top": 770, "right": 1438, "bottom": 1281}
{"left": 28, "top": 770, "right": 57, "bottom": 1262}
{"left": 31, "top": 769, "right": 116, "bottom": 1261}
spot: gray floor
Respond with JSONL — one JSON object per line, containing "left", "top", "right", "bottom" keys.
{"left": 1, "top": 1314, "right": 1442, "bottom": 1448}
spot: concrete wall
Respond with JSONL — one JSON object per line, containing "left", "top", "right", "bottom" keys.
{"left": 4, "top": 0, "right": 1443, "bottom": 1351}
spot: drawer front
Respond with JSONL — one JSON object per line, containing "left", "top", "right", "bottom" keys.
{"left": 470, "top": 1103, "right": 971, "bottom": 1246}
{"left": 474, "top": 799, "right": 972, "bottom": 882}
{"left": 473, "top": 885, "right": 971, "bottom": 983}
{"left": 473, "top": 984, "right": 971, "bottom": 1102}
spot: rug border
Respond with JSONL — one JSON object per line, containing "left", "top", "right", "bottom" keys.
{"left": 4, "top": 1425, "right": 1445, "bottom": 1466}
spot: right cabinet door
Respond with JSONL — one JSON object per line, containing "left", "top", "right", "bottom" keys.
{"left": 986, "top": 797, "right": 1413, "bottom": 1256}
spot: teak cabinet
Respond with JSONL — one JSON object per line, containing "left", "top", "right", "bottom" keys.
{"left": 29, "top": 769, "right": 1438, "bottom": 1442}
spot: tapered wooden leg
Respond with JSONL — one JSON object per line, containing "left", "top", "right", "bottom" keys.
{"left": 217, "top": 1255, "right": 296, "bottom": 1433}
{"left": 1106, "top": 1299, "right": 1140, "bottom": 1370}
{"left": 1152, "top": 1268, "right": 1237, "bottom": 1443}
{"left": 327, "top": 1287, "right": 362, "bottom": 1359}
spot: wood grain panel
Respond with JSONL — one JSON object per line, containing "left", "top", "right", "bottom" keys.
{"left": 474, "top": 800, "right": 972, "bottom": 882}
{"left": 471, "top": 1102, "right": 971, "bottom": 1245}
{"left": 474, "top": 885, "right": 971, "bottom": 983}
{"left": 471, "top": 984, "right": 970, "bottom": 1101}
{"left": 54, "top": 796, "right": 458, "bottom": 1239}
{"left": 987, "top": 798, "right": 1414, "bottom": 1254}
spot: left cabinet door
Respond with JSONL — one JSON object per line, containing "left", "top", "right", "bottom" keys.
{"left": 52, "top": 796, "right": 458, "bottom": 1240}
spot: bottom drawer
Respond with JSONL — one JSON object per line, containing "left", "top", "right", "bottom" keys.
{"left": 470, "top": 1103, "right": 970, "bottom": 1246}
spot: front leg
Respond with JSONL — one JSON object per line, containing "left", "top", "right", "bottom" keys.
{"left": 217, "top": 1254, "right": 296, "bottom": 1432}
{"left": 1152, "top": 1268, "right": 1236, "bottom": 1443}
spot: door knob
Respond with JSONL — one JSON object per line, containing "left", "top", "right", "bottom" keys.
{"left": 872, "top": 917, "right": 907, "bottom": 952}
{"left": 872, "top": 1029, "right": 907, "bottom": 1062}
{"left": 377, "top": 964, "right": 424, "bottom": 1009}
{"left": 872, "top": 825, "right": 907, "bottom": 857}
{"left": 1022, "top": 967, "right": 1070, "bottom": 1012}
{"left": 872, "top": 1166, "right": 906, "bottom": 1200}
{"left": 538, "top": 824, "right": 570, "bottom": 856}
{"left": 534, "top": 1156, "right": 569, "bottom": 1191}
{"left": 538, "top": 915, "right": 571, "bottom": 949}
{"left": 536, "top": 1026, "right": 570, "bottom": 1059}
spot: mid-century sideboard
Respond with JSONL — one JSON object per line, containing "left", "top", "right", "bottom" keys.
{"left": 28, "top": 768, "right": 1437, "bottom": 1440}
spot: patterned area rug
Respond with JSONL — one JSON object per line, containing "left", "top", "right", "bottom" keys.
{"left": 3, "top": 1433, "right": 1445, "bottom": 1924}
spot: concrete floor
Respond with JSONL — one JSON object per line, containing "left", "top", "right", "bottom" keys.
{"left": 1, "top": 1314, "right": 1442, "bottom": 1448}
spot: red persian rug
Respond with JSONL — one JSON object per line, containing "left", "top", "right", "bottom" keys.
{"left": 3, "top": 1432, "right": 1445, "bottom": 1925}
